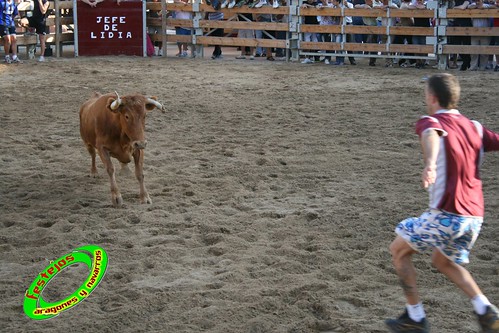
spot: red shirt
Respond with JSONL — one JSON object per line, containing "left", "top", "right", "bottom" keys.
{"left": 415, "top": 110, "right": 499, "bottom": 217}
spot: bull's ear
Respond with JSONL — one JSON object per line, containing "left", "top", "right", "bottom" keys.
{"left": 106, "top": 97, "right": 121, "bottom": 113}
{"left": 145, "top": 96, "right": 165, "bottom": 113}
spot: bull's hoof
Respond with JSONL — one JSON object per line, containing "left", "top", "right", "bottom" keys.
{"left": 112, "top": 195, "right": 124, "bottom": 207}
{"left": 140, "top": 195, "right": 152, "bottom": 204}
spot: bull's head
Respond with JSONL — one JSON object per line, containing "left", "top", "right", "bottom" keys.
{"left": 107, "top": 92, "right": 164, "bottom": 150}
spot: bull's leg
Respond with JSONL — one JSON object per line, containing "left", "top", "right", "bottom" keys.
{"left": 97, "top": 148, "right": 123, "bottom": 207}
{"left": 133, "top": 149, "right": 151, "bottom": 204}
{"left": 86, "top": 144, "right": 98, "bottom": 177}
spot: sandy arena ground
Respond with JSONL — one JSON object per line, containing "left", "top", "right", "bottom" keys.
{"left": 0, "top": 51, "right": 498, "bottom": 333}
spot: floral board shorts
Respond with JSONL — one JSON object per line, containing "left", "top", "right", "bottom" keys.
{"left": 396, "top": 209, "right": 483, "bottom": 265}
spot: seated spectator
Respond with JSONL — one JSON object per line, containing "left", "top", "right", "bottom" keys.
{"left": 1, "top": 0, "right": 21, "bottom": 63}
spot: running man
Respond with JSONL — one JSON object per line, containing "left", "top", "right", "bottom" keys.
{"left": 386, "top": 73, "right": 499, "bottom": 333}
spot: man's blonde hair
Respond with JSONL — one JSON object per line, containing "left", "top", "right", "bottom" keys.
{"left": 427, "top": 73, "right": 461, "bottom": 109}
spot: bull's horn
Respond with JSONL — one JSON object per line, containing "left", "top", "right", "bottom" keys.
{"left": 146, "top": 98, "right": 165, "bottom": 113}
{"left": 110, "top": 91, "right": 122, "bottom": 110}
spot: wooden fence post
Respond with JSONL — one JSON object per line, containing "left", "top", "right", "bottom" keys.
{"left": 434, "top": 0, "right": 448, "bottom": 69}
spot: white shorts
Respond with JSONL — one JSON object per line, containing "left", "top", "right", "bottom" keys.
{"left": 396, "top": 209, "right": 483, "bottom": 264}
{"left": 238, "top": 29, "right": 254, "bottom": 39}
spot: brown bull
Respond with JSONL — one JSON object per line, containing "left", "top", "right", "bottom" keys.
{"left": 79, "top": 92, "right": 164, "bottom": 206}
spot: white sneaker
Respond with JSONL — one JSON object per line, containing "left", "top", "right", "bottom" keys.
{"left": 272, "top": 0, "right": 279, "bottom": 8}
{"left": 228, "top": 0, "right": 236, "bottom": 8}
{"left": 254, "top": 0, "right": 267, "bottom": 7}
{"left": 38, "top": 56, "right": 45, "bottom": 62}
{"left": 301, "top": 58, "right": 312, "bottom": 64}
{"left": 324, "top": 59, "right": 330, "bottom": 65}
{"left": 4, "top": 55, "right": 12, "bottom": 64}
{"left": 11, "top": 56, "right": 22, "bottom": 63}
{"left": 221, "top": 0, "right": 228, "bottom": 8}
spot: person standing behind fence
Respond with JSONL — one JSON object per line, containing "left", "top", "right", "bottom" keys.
{"left": 410, "top": 0, "right": 430, "bottom": 69}
{"left": 451, "top": 0, "right": 472, "bottom": 71}
{"left": 254, "top": 3, "right": 275, "bottom": 61}
{"left": 208, "top": 9, "right": 224, "bottom": 59}
{"left": 317, "top": 0, "right": 334, "bottom": 64}
{"left": 333, "top": 0, "right": 356, "bottom": 65}
{"left": 354, "top": 0, "right": 382, "bottom": 66}
{"left": 235, "top": 11, "right": 255, "bottom": 60}
{"left": 0, "top": 0, "right": 21, "bottom": 63}
{"left": 386, "top": 73, "right": 499, "bottom": 333}
{"left": 301, "top": 0, "right": 321, "bottom": 63}
{"left": 27, "top": 0, "right": 50, "bottom": 62}
{"left": 467, "top": 0, "right": 494, "bottom": 70}
{"left": 173, "top": 0, "right": 193, "bottom": 57}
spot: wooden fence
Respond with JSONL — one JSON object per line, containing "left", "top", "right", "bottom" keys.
{"left": 6, "top": 0, "right": 499, "bottom": 68}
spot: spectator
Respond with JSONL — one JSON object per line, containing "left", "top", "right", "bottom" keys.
{"left": 301, "top": 0, "right": 321, "bottom": 63}
{"left": 254, "top": 2, "right": 275, "bottom": 61}
{"left": 379, "top": 0, "right": 398, "bottom": 67}
{"left": 147, "top": 0, "right": 163, "bottom": 56}
{"left": 396, "top": 0, "right": 415, "bottom": 67}
{"left": 317, "top": 0, "right": 335, "bottom": 64}
{"left": 352, "top": 0, "right": 367, "bottom": 45}
{"left": 207, "top": 7, "right": 224, "bottom": 59}
{"left": 236, "top": 11, "right": 255, "bottom": 59}
{"left": 0, "top": 0, "right": 21, "bottom": 63}
{"left": 173, "top": 0, "right": 193, "bottom": 58}
{"left": 467, "top": 0, "right": 494, "bottom": 70}
{"left": 410, "top": 0, "right": 431, "bottom": 68}
{"left": 334, "top": 0, "right": 356, "bottom": 65}
{"left": 27, "top": 0, "right": 50, "bottom": 61}
{"left": 355, "top": 0, "right": 382, "bottom": 66}
{"left": 452, "top": 0, "right": 472, "bottom": 71}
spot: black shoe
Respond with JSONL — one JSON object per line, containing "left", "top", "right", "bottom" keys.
{"left": 494, "top": 65, "right": 499, "bottom": 72}
{"left": 460, "top": 63, "right": 470, "bottom": 71}
{"left": 350, "top": 60, "right": 357, "bottom": 65}
{"left": 385, "top": 310, "right": 429, "bottom": 333}
{"left": 476, "top": 305, "right": 499, "bottom": 333}
{"left": 369, "top": 61, "right": 376, "bottom": 67}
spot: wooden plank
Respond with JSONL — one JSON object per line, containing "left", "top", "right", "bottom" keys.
{"left": 302, "top": 41, "right": 388, "bottom": 53}
{"left": 198, "top": 3, "right": 289, "bottom": 15}
{"left": 199, "top": 20, "right": 288, "bottom": 31}
{"left": 342, "top": 25, "right": 386, "bottom": 35}
{"left": 166, "top": 18, "right": 194, "bottom": 28}
{"left": 342, "top": 42, "right": 388, "bottom": 52}
{"left": 301, "top": 24, "right": 341, "bottom": 33}
{"left": 446, "top": 27, "right": 499, "bottom": 37}
{"left": 442, "top": 44, "right": 499, "bottom": 55}
{"left": 388, "top": 44, "right": 434, "bottom": 54}
{"left": 46, "top": 32, "right": 74, "bottom": 43}
{"left": 385, "top": 8, "right": 434, "bottom": 18}
{"left": 446, "top": 8, "right": 499, "bottom": 18}
{"left": 301, "top": 41, "right": 343, "bottom": 51}
{"left": 389, "top": 26, "right": 434, "bottom": 36}
{"left": 46, "top": 17, "right": 73, "bottom": 26}
{"left": 166, "top": 35, "right": 192, "bottom": 44}
{"left": 197, "top": 36, "right": 286, "bottom": 48}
